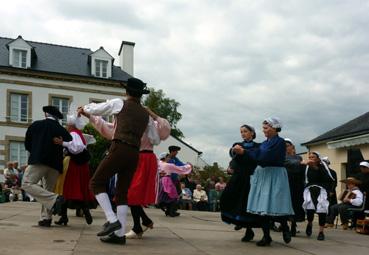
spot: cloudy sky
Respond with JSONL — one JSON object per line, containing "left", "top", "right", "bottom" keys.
{"left": 1, "top": 0, "right": 369, "bottom": 167}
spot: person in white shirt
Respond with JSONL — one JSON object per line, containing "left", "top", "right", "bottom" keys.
{"left": 193, "top": 184, "right": 208, "bottom": 211}
{"left": 325, "top": 177, "right": 363, "bottom": 229}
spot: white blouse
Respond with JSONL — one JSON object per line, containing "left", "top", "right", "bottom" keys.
{"left": 62, "top": 132, "right": 86, "bottom": 155}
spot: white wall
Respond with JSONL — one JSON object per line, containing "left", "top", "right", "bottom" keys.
{"left": 0, "top": 74, "right": 124, "bottom": 168}
{"left": 153, "top": 135, "right": 208, "bottom": 168}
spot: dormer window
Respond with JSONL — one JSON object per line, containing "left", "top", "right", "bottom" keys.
{"left": 13, "top": 49, "right": 27, "bottom": 68}
{"left": 95, "top": 59, "right": 108, "bottom": 78}
{"left": 6, "top": 35, "right": 34, "bottom": 69}
{"left": 90, "top": 46, "right": 114, "bottom": 79}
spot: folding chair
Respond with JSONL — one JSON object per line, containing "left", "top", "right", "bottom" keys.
{"left": 347, "top": 192, "right": 367, "bottom": 228}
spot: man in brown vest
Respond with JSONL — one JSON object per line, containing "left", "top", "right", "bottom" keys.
{"left": 78, "top": 77, "right": 149, "bottom": 244}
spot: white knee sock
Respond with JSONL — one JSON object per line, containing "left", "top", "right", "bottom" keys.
{"left": 114, "top": 205, "right": 128, "bottom": 237}
{"left": 95, "top": 193, "right": 117, "bottom": 223}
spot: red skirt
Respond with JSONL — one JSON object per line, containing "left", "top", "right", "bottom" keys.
{"left": 127, "top": 152, "right": 158, "bottom": 206}
{"left": 63, "top": 160, "right": 95, "bottom": 202}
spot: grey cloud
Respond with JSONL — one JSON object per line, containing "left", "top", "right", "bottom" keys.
{"left": 1, "top": 1, "right": 369, "bottom": 166}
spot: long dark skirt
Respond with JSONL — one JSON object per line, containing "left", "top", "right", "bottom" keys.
{"left": 220, "top": 166, "right": 261, "bottom": 228}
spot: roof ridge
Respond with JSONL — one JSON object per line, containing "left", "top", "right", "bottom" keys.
{"left": 0, "top": 36, "right": 91, "bottom": 51}
{"left": 302, "top": 110, "right": 369, "bottom": 145}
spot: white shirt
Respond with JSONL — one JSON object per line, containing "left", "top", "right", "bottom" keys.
{"left": 62, "top": 132, "right": 86, "bottom": 154}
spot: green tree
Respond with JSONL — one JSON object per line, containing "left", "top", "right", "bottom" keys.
{"left": 143, "top": 88, "right": 184, "bottom": 138}
{"left": 198, "top": 163, "right": 228, "bottom": 185}
{"left": 83, "top": 123, "right": 110, "bottom": 171}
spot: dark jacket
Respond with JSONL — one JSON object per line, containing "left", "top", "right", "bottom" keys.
{"left": 25, "top": 118, "right": 72, "bottom": 172}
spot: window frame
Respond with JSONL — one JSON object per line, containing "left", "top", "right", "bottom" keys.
{"left": 95, "top": 59, "right": 109, "bottom": 78}
{"left": 48, "top": 94, "right": 73, "bottom": 125}
{"left": 13, "top": 49, "right": 27, "bottom": 68}
{"left": 4, "top": 136, "right": 28, "bottom": 168}
{"left": 6, "top": 89, "right": 32, "bottom": 124}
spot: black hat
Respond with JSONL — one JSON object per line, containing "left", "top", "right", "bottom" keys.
{"left": 43, "top": 106, "right": 63, "bottom": 119}
{"left": 169, "top": 145, "right": 181, "bottom": 152}
{"left": 123, "top": 78, "right": 150, "bottom": 95}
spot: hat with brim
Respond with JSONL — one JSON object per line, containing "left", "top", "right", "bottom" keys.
{"left": 340, "top": 177, "right": 362, "bottom": 186}
{"left": 169, "top": 145, "right": 181, "bottom": 152}
{"left": 123, "top": 78, "right": 150, "bottom": 95}
{"left": 43, "top": 106, "right": 63, "bottom": 119}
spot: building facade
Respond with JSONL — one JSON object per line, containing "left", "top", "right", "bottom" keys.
{"left": 0, "top": 35, "right": 135, "bottom": 168}
{"left": 302, "top": 112, "right": 369, "bottom": 192}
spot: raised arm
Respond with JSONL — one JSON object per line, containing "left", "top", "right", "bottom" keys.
{"left": 83, "top": 98, "right": 124, "bottom": 116}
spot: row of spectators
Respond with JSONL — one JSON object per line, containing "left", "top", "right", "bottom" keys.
{"left": 0, "top": 161, "right": 33, "bottom": 202}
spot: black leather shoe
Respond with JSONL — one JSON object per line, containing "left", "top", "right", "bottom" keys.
{"left": 234, "top": 225, "right": 242, "bottom": 231}
{"left": 54, "top": 216, "right": 68, "bottom": 226}
{"left": 52, "top": 196, "right": 65, "bottom": 215}
{"left": 38, "top": 219, "right": 52, "bottom": 227}
{"left": 100, "top": 233, "right": 126, "bottom": 245}
{"left": 306, "top": 224, "right": 312, "bottom": 237}
{"left": 241, "top": 228, "right": 254, "bottom": 242}
{"left": 169, "top": 212, "right": 180, "bottom": 217}
{"left": 97, "top": 221, "right": 121, "bottom": 236}
{"left": 83, "top": 209, "right": 93, "bottom": 225}
{"left": 283, "top": 230, "right": 292, "bottom": 244}
{"left": 317, "top": 232, "right": 325, "bottom": 241}
{"left": 256, "top": 236, "right": 272, "bottom": 246}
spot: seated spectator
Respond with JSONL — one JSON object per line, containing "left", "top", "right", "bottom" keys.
{"left": 215, "top": 176, "right": 227, "bottom": 191}
{"left": 4, "top": 162, "right": 18, "bottom": 180}
{"left": 180, "top": 174, "right": 197, "bottom": 193}
{"left": 326, "top": 177, "right": 363, "bottom": 229}
{"left": 356, "top": 161, "right": 369, "bottom": 210}
{"left": 4, "top": 162, "right": 22, "bottom": 202}
{"left": 193, "top": 184, "right": 208, "bottom": 211}
{"left": 179, "top": 182, "right": 193, "bottom": 210}
{"left": 208, "top": 182, "right": 217, "bottom": 211}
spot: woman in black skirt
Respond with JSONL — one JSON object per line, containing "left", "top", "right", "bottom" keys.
{"left": 220, "top": 124, "right": 260, "bottom": 242}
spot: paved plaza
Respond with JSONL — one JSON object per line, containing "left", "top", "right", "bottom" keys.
{"left": 0, "top": 202, "right": 368, "bottom": 255}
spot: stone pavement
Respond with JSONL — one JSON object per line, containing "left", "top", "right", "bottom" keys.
{"left": 0, "top": 202, "right": 368, "bottom": 255}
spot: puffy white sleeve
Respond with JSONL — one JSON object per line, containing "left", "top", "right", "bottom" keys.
{"left": 147, "top": 117, "right": 161, "bottom": 145}
{"left": 155, "top": 117, "right": 171, "bottom": 140}
{"left": 83, "top": 98, "right": 124, "bottom": 116}
{"left": 89, "top": 116, "right": 115, "bottom": 140}
{"left": 63, "top": 132, "right": 86, "bottom": 154}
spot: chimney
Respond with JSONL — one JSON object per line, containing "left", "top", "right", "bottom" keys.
{"left": 118, "top": 41, "right": 135, "bottom": 76}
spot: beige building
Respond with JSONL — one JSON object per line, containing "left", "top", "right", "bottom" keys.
{"left": 301, "top": 111, "right": 369, "bottom": 192}
{"left": 0, "top": 35, "right": 136, "bottom": 168}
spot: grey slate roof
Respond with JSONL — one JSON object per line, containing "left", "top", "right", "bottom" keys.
{"left": 302, "top": 111, "right": 369, "bottom": 146}
{"left": 0, "top": 36, "right": 131, "bottom": 82}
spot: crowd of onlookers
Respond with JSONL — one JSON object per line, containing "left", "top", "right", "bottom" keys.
{"left": 0, "top": 161, "right": 33, "bottom": 202}
{"left": 0, "top": 159, "right": 227, "bottom": 212}
{"left": 178, "top": 175, "right": 227, "bottom": 212}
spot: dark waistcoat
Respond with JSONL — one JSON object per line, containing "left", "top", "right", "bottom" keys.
{"left": 113, "top": 99, "right": 149, "bottom": 148}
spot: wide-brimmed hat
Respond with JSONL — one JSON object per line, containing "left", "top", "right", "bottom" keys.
{"left": 340, "top": 177, "right": 362, "bottom": 186}
{"left": 43, "top": 106, "right": 63, "bottom": 119}
{"left": 123, "top": 78, "right": 150, "bottom": 95}
{"left": 168, "top": 145, "right": 181, "bottom": 152}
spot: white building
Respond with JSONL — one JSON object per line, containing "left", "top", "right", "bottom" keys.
{"left": 0, "top": 35, "right": 136, "bottom": 168}
{"left": 0, "top": 35, "right": 207, "bottom": 170}
{"left": 154, "top": 135, "right": 208, "bottom": 168}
